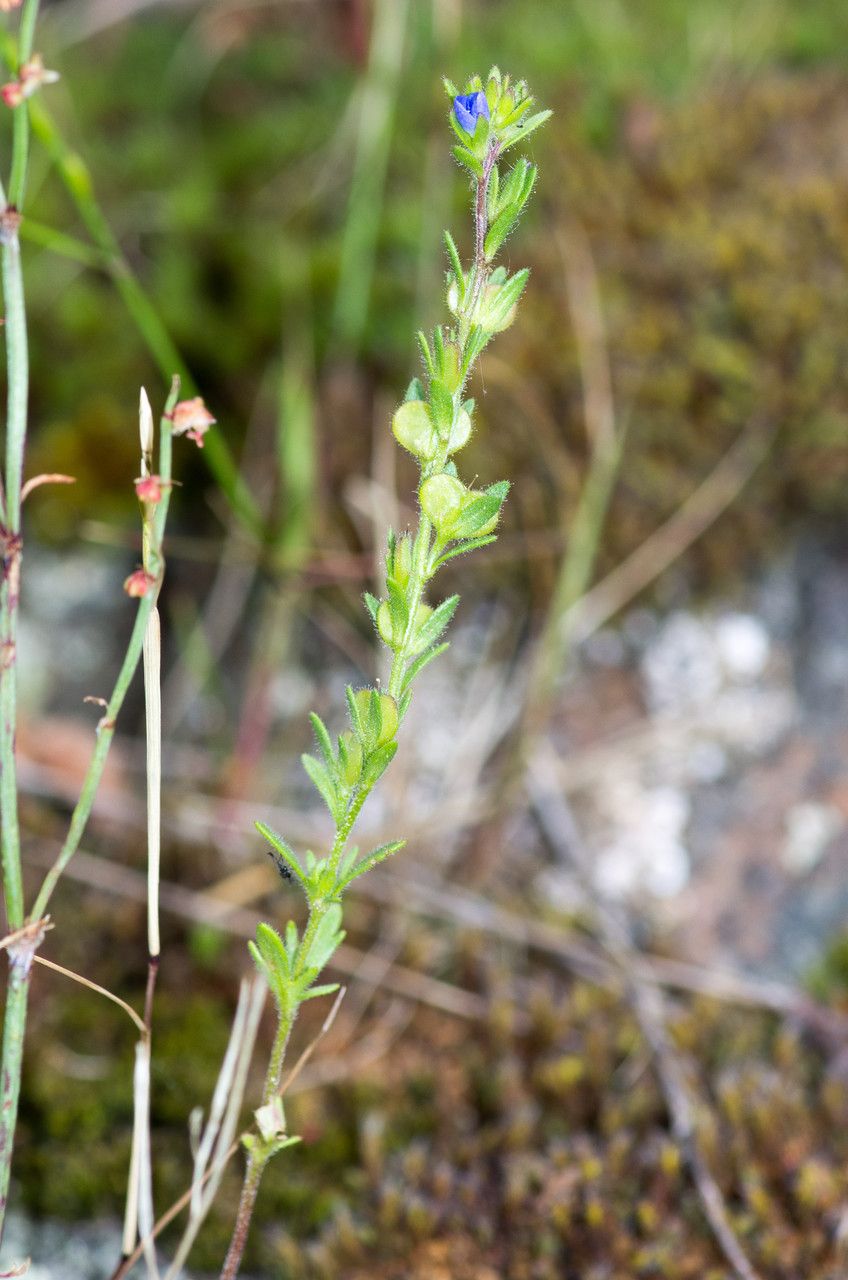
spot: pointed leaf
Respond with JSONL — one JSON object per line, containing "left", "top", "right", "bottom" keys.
{"left": 484, "top": 205, "right": 521, "bottom": 260}
{"left": 413, "top": 595, "right": 459, "bottom": 654}
{"left": 431, "top": 535, "right": 497, "bottom": 570}
{"left": 417, "top": 330, "right": 435, "bottom": 376}
{"left": 304, "top": 904, "right": 345, "bottom": 971}
{"left": 301, "top": 982, "right": 341, "bottom": 1003}
{"left": 309, "top": 712, "right": 335, "bottom": 772}
{"left": 401, "top": 641, "right": 450, "bottom": 694}
{"left": 451, "top": 145, "right": 483, "bottom": 179}
{"left": 337, "top": 840, "right": 406, "bottom": 890}
{"left": 361, "top": 740, "right": 397, "bottom": 789}
{"left": 346, "top": 685, "right": 365, "bottom": 741}
{"left": 255, "top": 821, "right": 307, "bottom": 891}
{"left": 443, "top": 229, "right": 463, "bottom": 285}
{"left": 429, "top": 378, "right": 454, "bottom": 435}
{"left": 301, "top": 753, "right": 339, "bottom": 820}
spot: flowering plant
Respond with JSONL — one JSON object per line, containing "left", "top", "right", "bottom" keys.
{"left": 221, "top": 66, "right": 549, "bottom": 1276}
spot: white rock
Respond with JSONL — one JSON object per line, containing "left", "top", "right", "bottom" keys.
{"left": 714, "top": 612, "right": 770, "bottom": 681}
{"left": 781, "top": 802, "right": 843, "bottom": 875}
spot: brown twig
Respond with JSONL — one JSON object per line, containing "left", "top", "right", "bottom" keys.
{"left": 32, "top": 954, "right": 145, "bottom": 1036}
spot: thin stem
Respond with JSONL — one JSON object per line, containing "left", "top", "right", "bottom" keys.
{"left": 0, "top": 1, "right": 40, "bottom": 1244}
{"left": 0, "top": 224, "right": 28, "bottom": 932}
{"left": 30, "top": 385, "right": 179, "bottom": 923}
{"left": 0, "top": 963, "right": 27, "bottom": 1227}
{"left": 220, "top": 98, "right": 519, "bottom": 1280}
{"left": 7, "top": 0, "right": 40, "bottom": 210}
{"left": 219, "top": 1009, "right": 294, "bottom": 1280}
{"left": 461, "top": 139, "right": 499, "bottom": 343}
{"left": 21, "top": 96, "right": 263, "bottom": 538}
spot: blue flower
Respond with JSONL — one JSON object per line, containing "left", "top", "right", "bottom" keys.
{"left": 453, "top": 91, "right": 489, "bottom": 135}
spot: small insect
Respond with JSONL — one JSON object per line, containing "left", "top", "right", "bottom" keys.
{"left": 266, "top": 847, "right": 293, "bottom": 884}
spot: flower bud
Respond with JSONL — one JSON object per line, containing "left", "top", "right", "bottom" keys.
{"left": 452, "top": 91, "right": 489, "bottom": 136}
{"left": 134, "top": 475, "right": 166, "bottom": 504}
{"left": 170, "top": 397, "right": 216, "bottom": 448}
{"left": 1, "top": 54, "right": 59, "bottom": 109}
{"left": 124, "top": 568, "right": 156, "bottom": 598}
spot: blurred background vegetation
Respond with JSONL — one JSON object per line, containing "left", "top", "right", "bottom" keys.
{"left": 14, "top": 0, "right": 848, "bottom": 1275}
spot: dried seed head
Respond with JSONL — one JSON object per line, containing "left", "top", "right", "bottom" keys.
{"left": 139, "top": 386, "right": 154, "bottom": 462}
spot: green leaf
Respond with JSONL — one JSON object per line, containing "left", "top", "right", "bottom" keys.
{"left": 337, "top": 840, "right": 406, "bottom": 890}
{"left": 386, "top": 580, "right": 408, "bottom": 645}
{"left": 255, "top": 821, "right": 307, "bottom": 891}
{"left": 451, "top": 482, "right": 509, "bottom": 540}
{"left": 301, "top": 753, "right": 339, "bottom": 820}
{"left": 501, "top": 109, "right": 552, "bottom": 151}
{"left": 363, "top": 592, "right": 380, "bottom": 623}
{"left": 462, "top": 324, "right": 491, "bottom": 372}
{"left": 495, "top": 158, "right": 528, "bottom": 215}
{"left": 417, "top": 330, "right": 435, "bottom": 376}
{"left": 404, "top": 376, "right": 425, "bottom": 402}
{"left": 448, "top": 110, "right": 471, "bottom": 146}
{"left": 413, "top": 595, "right": 459, "bottom": 654}
{"left": 309, "top": 712, "right": 335, "bottom": 773}
{"left": 519, "top": 162, "right": 538, "bottom": 205}
{"left": 431, "top": 535, "right": 497, "bottom": 571}
{"left": 366, "top": 689, "right": 383, "bottom": 746}
{"left": 484, "top": 269, "right": 529, "bottom": 330}
{"left": 429, "top": 378, "right": 454, "bottom": 435}
{"left": 361, "top": 740, "right": 397, "bottom": 789}
{"left": 255, "top": 921, "right": 287, "bottom": 964}
{"left": 346, "top": 685, "right": 364, "bottom": 740}
{"left": 401, "top": 641, "right": 450, "bottom": 694}
{"left": 451, "top": 145, "right": 483, "bottom": 179}
{"left": 337, "top": 732, "right": 363, "bottom": 788}
{"left": 484, "top": 205, "right": 521, "bottom": 260}
{"left": 304, "top": 904, "right": 345, "bottom": 971}
{"left": 301, "top": 982, "right": 341, "bottom": 1002}
{"left": 443, "top": 229, "right": 463, "bottom": 285}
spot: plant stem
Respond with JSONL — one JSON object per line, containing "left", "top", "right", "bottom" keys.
{"left": 10, "top": 91, "right": 263, "bottom": 537}
{"left": 220, "top": 1009, "right": 294, "bottom": 1280}
{"left": 0, "top": 0, "right": 41, "bottom": 1242}
{"left": 30, "top": 395, "right": 178, "bottom": 922}
{"left": 221, "top": 114, "right": 503, "bottom": 1279}
{"left": 0, "top": 959, "right": 27, "bottom": 1228}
